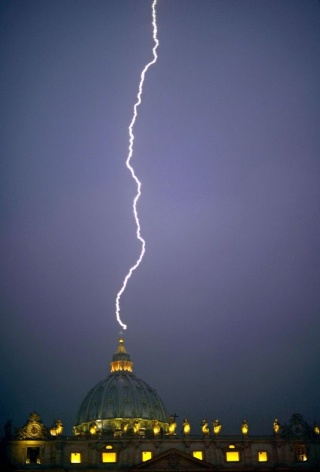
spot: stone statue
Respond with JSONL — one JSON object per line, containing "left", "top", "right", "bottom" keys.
{"left": 241, "top": 420, "right": 249, "bottom": 435}
{"left": 50, "top": 419, "right": 63, "bottom": 436}
{"left": 201, "top": 419, "right": 209, "bottom": 435}
{"left": 213, "top": 419, "right": 222, "bottom": 435}
{"left": 169, "top": 416, "right": 177, "bottom": 435}
{"left": 89, "top": 422, "right": 98, "bottom": 435}
{"left": 133, "top": 419, "right": 140, "bottom": 434}
{"left": 273, "top": 419, "right": 281, "bottom": 435}
{"left": 153, "top": 419, "right": 161, "bottom": 436}
{"left": 182, "top": 418, "right": 191, "bottom": 435}
{"left": 122, "top": 421, "right": 129, "bottom": 433}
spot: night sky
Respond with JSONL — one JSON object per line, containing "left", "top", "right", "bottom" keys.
{"left": 1, "top": 0, "right": 320, "bottom": 437}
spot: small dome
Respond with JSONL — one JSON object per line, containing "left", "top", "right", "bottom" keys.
{"left": 74, "top": 334, "right": 169, "bottom": 436}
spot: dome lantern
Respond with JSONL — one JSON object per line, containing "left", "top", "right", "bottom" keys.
{"left": 110, "top": 332, "right": 133, "bottom": 373}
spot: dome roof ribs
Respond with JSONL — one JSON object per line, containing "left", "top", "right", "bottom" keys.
{"left": 74, "top": 334, "right": 169, "bottom": 436}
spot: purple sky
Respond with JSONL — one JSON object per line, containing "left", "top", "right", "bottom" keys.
{"left": 1, "top": 0, "right": 320, "bottom": 436}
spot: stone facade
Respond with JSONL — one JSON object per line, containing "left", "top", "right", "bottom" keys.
{"left": 2, "top": 417, "right": 320, "bottom": 471}
{"left": 1, "top": 337, "right": 319, "bottom": 470}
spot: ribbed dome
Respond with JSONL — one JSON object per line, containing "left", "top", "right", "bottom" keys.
{"left": 75, "top": 373, "right": 168, "bottom": 425}
{"left": 73, "top": 334, "right": 169, "bottom": 436}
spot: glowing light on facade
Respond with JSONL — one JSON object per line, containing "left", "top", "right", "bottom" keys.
{"left": 70, "top": 453, "right": 81, "bottom": 464}
{"left": 142, "top": 451, "right": 152, "bottom": 462}
{"left": 258, "top": 451, "right": 268, "bottom": 462}
{"left": 226, "top": 451, "right": 240, "bottom": 462}
{"left": 193, "top": 451, "right": 203, "bottom": 460}
{"left": 115, "top": 0, "right": 159, "bottom": 330}
{"left": 102, "top": 452, "right": 117, "bottom": 463}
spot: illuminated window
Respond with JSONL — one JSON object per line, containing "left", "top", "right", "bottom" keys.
{"left": 70, "top": 452, "right": 81, "bottom": 464}
{"left": 258, "top": 451, "right": 268, "bottom": 462}
{"left": 226, "top": 447, "right": 240, "bottom": 462}
{"left": 294, "top": 445, "right": 307, "bottom": 462}
{"left": 102, "top": 452, "right": 117, "bottom": 463}
{"left": 142, "top": 451, "right": 152, "bottom": 462}
{"left": 193, "top": 451, "right": 203, "bottom": 460}
{"left": 26, "top": 447, "right": 40, "bottom": 464}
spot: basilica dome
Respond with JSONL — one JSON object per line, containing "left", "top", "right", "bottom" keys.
{"left": 73, "top": 334, "right": 169, "bottom": 436}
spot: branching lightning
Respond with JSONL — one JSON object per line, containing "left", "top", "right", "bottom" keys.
{"left": 115, "top": 0, "right": 159, "bottom": 330}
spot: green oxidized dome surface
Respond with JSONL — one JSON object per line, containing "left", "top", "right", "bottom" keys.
{"left": 74, "top": 335, "right": 169, "bottom": 435}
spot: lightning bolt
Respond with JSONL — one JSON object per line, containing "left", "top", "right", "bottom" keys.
{"left": 115, "top": 0, "right": 159, "bottom": 330}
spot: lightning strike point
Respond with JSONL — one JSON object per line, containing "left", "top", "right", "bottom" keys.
{"left": 115, "top": 0, "right": 159, "bottom": 331}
